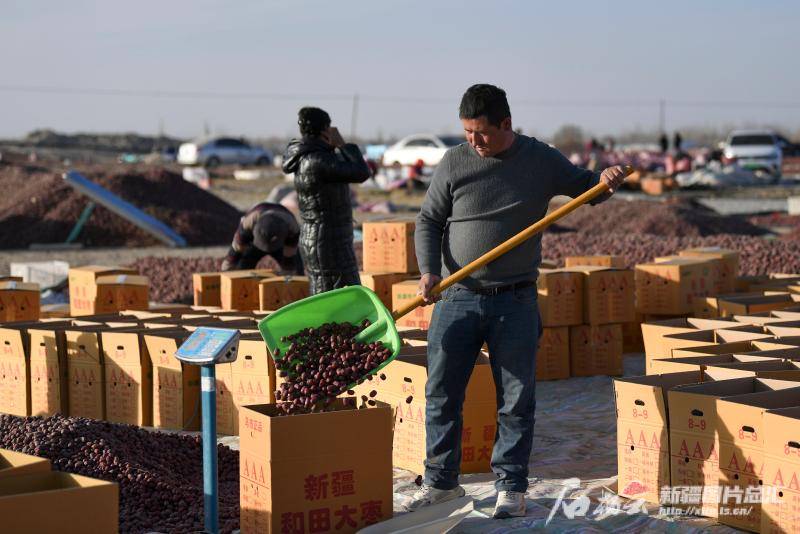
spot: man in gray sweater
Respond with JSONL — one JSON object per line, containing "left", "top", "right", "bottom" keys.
{"left": 406, "top": 84, "right": 627, "bottom": 518}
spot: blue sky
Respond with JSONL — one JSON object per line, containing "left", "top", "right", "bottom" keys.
{"left": 1, "top": 0, "right": 799, "bottom": 140}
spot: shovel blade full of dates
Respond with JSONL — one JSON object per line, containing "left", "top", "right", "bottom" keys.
{"left": 258, "top": 286, "right": 403, "bottom": 402}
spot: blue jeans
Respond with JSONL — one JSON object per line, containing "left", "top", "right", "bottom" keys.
{"left": 424, "top": 285, "right": 541, "bottom": 493}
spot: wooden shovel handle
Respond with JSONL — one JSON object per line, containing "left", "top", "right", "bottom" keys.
{"left": 391, "top": 167, "right": 632, "bottom": 321}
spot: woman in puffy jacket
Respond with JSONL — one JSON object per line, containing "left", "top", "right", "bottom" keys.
{"left": 281, "top": 107, "right": 371, "bottom": 294}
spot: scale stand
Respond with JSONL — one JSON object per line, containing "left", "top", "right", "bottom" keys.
{"left": 175, "top": 327, "right": 241, "bottom": 534}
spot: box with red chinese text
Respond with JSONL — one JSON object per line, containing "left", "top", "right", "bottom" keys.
{"left": 668, "top": 377, "right": 800, "bottom": 518}
{"left": 342, "top": 350, "right": 496, "bottom": 475}
{"left": 238, "top": 399, "right": 393, "bottom": 534}
{"left": 762, "top": 406, "right": 800, "bottom": 533}
{"left": 614, "top": 371, "right": 710, "bottom": 505}
{"left": 392, "top": 280, "right": 432, "bottom": 329}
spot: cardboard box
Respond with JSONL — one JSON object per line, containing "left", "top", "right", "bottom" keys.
{"left": 362, "top": 219, "right": 418, "bottom": 274}
{"left": 144, "top": 330, "right": 200, "bottom": 431}
{"left": 679, "top": 247, "right": 739, "bottom": 294}
{"left": 641, "top": 317, "right": 738, "bottom": 364}
{"left": 717, "top": 294, "right": 800, "bottom": 317}
{"left": 537, "top": 269, "right": 583, "bottom": 327}
{"left": 707, "top": 358, "right": 800, "bottom": 381}
{"left": 736, "top": 275, "right": 772, "bottom": 293}
{"left": 220, "top": 271, "right": 276, "bottom": 310}
{"left": 0, "top": 322, "right": 34, "bottom": 416}
{"left": 0, "top": 471, "right": 118, "bottom": 533}
{"left": 564, "top": 255, "right": 626, "bottom": 269}
{"left": 101, "top": 328, "right": 154, "bottom": 426}
{"left": 635, "top": 258, "right": 716, "bottom": 315}
{"left": 565, "top": 266, "right": 635, "bottom": 325}
{"left": 0, "top": 281, "right": 40, "bottom": 323}
{"left": 215, "top": 362, "right": 236, "bottom": 436}
{"left": 39, "top": 303, "right": 71, "bottom": 319}
{"left": 671, "top": 339, "right": 799, "bottom": 359}
{"left": 693, "top": 292, "right": 758, "bottom": 319}
{"left": 258, "top": 276, "right": 310, "bottom": 311}
{"left": 668, "top": 378, "right": 800, "bottom": 518}
{"left": 762, "top": 406, "right": 800, "bottom": 533}
{"left": 64, "top": 326, "right": 106, "bottom": 420}
{"left": 239, "top": 400, "right": 393, "bottom": 534}
{"left": 67, "top": 265, "right": 139, "bottom": 316}
{"left": 658, "top": 325, "right": 773, "bottom": 362}
{"left": 230, "top": 336, "right": 278, "bottom": 436}
{"left": 766, "top": 321, "right": 800, "bottom": 339}
{"left": 717, "top": 387, "right": 800, "bottom": 530}
{"left": 27, "top": 325, "right": 69, "bottom": 416}
{"left": 392, "top": 279, "right": 432, "bottom": 329}
{"left": 649, "top": 354, "right": 782, "bottom": 376}
{"left": 0, "top": 449, "right": 50, "bottom": 479}
{"left": 193, "top": 272, "right": 222, "bottom": 307}
{"left": 360, "top": 273, "right": 414, "bottom": 309}
{"left": 569, "top": 324, "right": 623, "bottom": 376}
{"left": 348, "top": 352, "right": 496, "bottom": 475}
{"left": 537, "top": 327, "right": 570, "bottom": 380}
{"left": 614, "top": 371, "right": 710, "bottom": 504}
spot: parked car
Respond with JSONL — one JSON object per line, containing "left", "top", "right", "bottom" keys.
{"left": 380, "top": 134, "right": 463, "bottom": 166}
{"left": 722, "top": 130, "right": 783, "bottom": 180}
{"left": 177, "top": 137, "right": 273, "bottom": 167}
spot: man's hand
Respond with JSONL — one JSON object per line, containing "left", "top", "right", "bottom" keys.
{"left": 417, "top": 273, "right": 442, "bottom": 305}
{"left": 324, "top": 127, "right": 345, "bottom": 148}
{"left": 600, "top": 165, "right": 628, "bottom": 193}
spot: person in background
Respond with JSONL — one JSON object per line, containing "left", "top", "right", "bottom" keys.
{"left": 281, "top": 107, "right": 371, "bottom": 294}
{"left": 659, "top": 133, "right": 668, "bottom": 154}
{"left": 221, "top": 202, "right": 303, "bottom": 273}
{"left": 673, "top": 131, "right": 683, "bottom": 153}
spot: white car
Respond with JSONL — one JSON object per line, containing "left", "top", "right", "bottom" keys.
{"left": 381, "top": 134, "right": 464, "bottom": 166}
{"left": 177, "top": 137, "right": 273, "bottom": 167}
{"left": 723, "top": 130, "right": 783, "bottom": 180}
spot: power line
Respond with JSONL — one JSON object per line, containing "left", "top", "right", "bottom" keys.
{"left": 2, "top": 84, "right": 800, "bottom": 109}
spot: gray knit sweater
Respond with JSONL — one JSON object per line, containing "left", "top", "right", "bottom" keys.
{"left": 415, "top": 134, "right": 604, "bottom": 289}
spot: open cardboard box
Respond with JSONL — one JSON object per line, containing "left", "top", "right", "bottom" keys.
{"left": 0, "top": 471, "right": 118, "bottom": 533}
{"left": 614, "top": 371, "right": 715, "bottom": 504}
{"left": 671, "top": 339, "right": 799, "bottom": 359}
{"left": 641, "top": 317, "right": 738, "bottom": 369}
{"left": 649, "top": 354, "right": 781, "bottom": 377}
{"left": 668, "top": 377, "right": 800, "bottom": 518}
{"left": 716, "top": 386, "right": 800, "bottom": 531}
{"left": 762, "top": 406, "right": 800, "bottom": 533}
{"left": 0, "top": 449, "right": 50, "bottom": 480}
{"left": 239, "top": 399, "right": 393, "bottom": 534}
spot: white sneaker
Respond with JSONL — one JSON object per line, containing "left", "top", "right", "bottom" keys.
{"left": 493, "top": 490, "right": 526, "bottom": 519}
{"left": 403, "top": 484, "right": 466, "bottom": 512}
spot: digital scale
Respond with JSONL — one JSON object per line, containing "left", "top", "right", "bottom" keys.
{"left": 175, "top": 327, "right": 241, "bottom": 534}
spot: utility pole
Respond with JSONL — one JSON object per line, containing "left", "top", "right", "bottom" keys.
{"left": 351, "top": 93, "right": 359, "bottom": 141}
{"left": 658, "top": 99, "right": 666, "bottom": 134}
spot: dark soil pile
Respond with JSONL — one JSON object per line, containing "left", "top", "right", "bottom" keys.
{"left": 0, "top": 163, "right": 241, "bottom": 248}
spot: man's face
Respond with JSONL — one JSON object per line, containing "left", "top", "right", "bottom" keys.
{"left": 461, "top": 115, "right": 512, "bottom": 157}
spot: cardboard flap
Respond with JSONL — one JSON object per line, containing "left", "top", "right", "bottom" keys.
{"left": 95, "top": 274, "right": 149, "bottom": 287}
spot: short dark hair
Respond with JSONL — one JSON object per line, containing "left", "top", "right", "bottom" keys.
{"left": 459, "top": 84, "right": 511, "bottom": 127}
{"left": 297, "top": 107, "right": 331, "bottom": 137}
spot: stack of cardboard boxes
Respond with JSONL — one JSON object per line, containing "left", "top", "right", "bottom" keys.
{"left": 537, "top": 255, "right": 634, "bottom": 379}
{"left": 194, "top": 269, "right": 310, "bottom": 312}
{"left": 616, "top": 264, "right": 800, "bottom": 532}
{"left": 360, "top": 220, "right": 420, "bottom": 321}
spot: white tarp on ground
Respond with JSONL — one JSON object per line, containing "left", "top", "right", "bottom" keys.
{"left": 675, "top": 162, "right": 762, "bottom": 188}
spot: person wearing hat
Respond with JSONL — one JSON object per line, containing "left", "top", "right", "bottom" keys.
{"left": 282, "top": 107, "right": 371, "bottom": 294}
{"left": 221, "top": 202, "right": 303, "bottom": 273}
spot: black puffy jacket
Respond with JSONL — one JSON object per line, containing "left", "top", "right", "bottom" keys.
{"left": 282, "top": 137, "right": 371, "bottom": 294}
